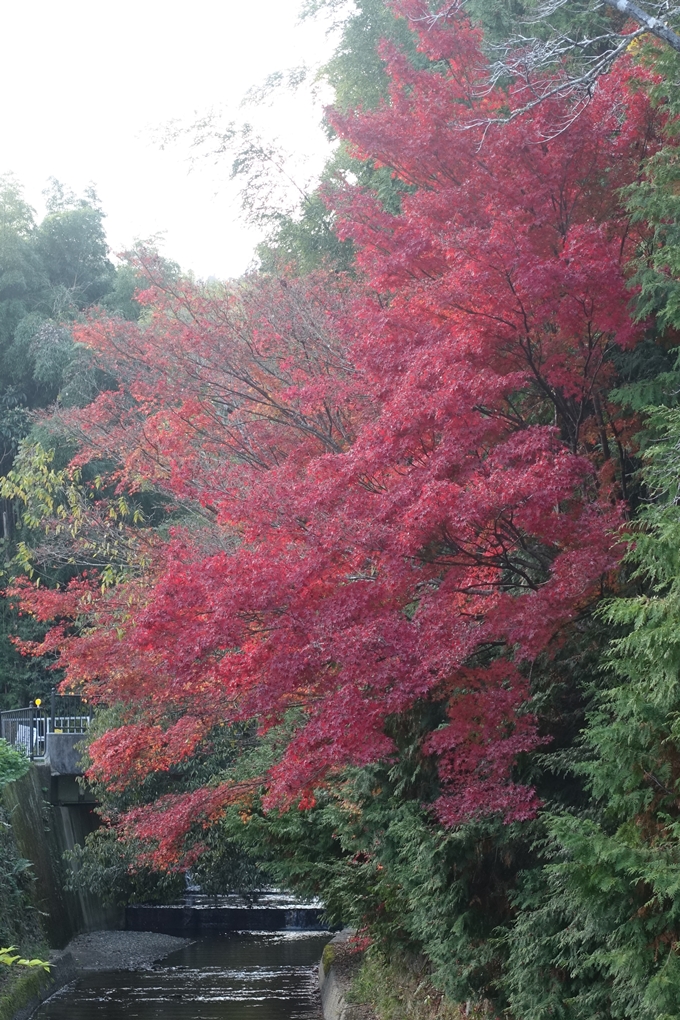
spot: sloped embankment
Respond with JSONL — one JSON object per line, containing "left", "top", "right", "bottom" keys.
{"left": 319, "top": 932, "right": 494, "bottom": 1020}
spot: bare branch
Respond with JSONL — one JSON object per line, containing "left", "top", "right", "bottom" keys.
{"left": 408, "top": 0, "right": 680, "bottom": 133}
{"left": 602, "top": 0, "right": 680, "bottom": 52}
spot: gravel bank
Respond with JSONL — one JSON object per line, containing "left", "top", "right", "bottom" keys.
{"left": 57, "top": 930, "right": 191, "bottom": 972}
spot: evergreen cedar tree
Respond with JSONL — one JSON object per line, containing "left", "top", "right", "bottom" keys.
{"left": 11, "top": 4, "right": 665, "bottom": 865}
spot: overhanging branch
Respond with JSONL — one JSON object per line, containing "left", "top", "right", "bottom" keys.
{"left": 602, "top": 0, "right": 680, "bottom": 53}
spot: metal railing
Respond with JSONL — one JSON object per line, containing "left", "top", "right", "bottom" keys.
{"left": 0, "top": 690, "right": 90, "bottom": 759}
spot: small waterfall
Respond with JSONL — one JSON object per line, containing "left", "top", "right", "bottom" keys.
{"left": 125, "top": 887, "right": 329, "bottom": 934}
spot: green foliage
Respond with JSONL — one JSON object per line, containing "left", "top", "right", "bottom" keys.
{"left": 0, "top": 805, "right": 44, "bottom": 977}
{"left": 0, "top": 176, "right": 116, "bottom": 411}
{"left": 304, "top": 0, "right": 426, "bottom": 113}
{"left": 1, "top": 442, "right": 142, "bottom": 577}
{"left": 65, "top": 826, "right": 185, "bottom": 907}
{"left": 0, "top": 964, "right": 51, "bottom": 1020}
{"left": 35, "top": 180, "right": 114, "bottom": 314}
{"left": 0, "top": 740, "right": 29, "bottom": 788}
{"left": 0, "top": 780, "right": 47, "bottom": 1010}
{"left": 470, "top": 0, "right": 628, "bottom": 46}
{"left": 222, "top": 766, "right": 532, "bottom": 1006}
{"left": 101, "top": 264, "right": 143, "bottom": 322}
{"left": 504, "top": 815, "right": 680, "bottom": 1020}
{"left": 257, "top": 0, "right": 424, "bottom": 273}
{"left": 620, "top": 45, "right": 680, "bottom": 412}
{"left": 349, "top": 949, "right": 490, "bottom": 1020}
{"left": 0, "top": 949, "right": 49, "bottom": 971}
{"left": 0, "top": 394, "right": 29, "bottom": 477}
{"left": 0, "top": 608, "right": 54, "bottom": 710}
{"left": 256, "top": 192, "right": 355, "bottom": 275}
{"left": 0, "top": 177, "right": 142, "bottom": 710}
{"left": 497, "top": 405, "right": 680, "bottom": 1019}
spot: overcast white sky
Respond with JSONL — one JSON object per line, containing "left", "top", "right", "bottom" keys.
{"left": 0, "top": 0, "right": 339, "bottom": 279}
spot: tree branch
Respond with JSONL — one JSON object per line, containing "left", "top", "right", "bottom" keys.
{"left": 601, "top": 0, "right": 680, "bottom": 53}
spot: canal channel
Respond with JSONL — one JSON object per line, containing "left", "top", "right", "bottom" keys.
{"left": 34, "top": 931, "right": 332, "bottom": 1020}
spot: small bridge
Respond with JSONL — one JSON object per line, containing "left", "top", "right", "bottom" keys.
{"left": 1, "top": 691, "right": 94, "bottom": 805}
{"left": 0, "top": 692, "right": 114, "bottom": 941}
{"left": 1, "top": 690, "right": 90, "bottom": 760}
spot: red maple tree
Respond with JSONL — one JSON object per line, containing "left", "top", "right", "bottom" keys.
{"left": 12, "top": 4, "right": 663, "bottom": 862}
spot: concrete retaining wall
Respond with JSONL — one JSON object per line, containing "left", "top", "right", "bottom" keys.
{"left": 126, "top": 902, "right": 327, "bottom": 934}
{"left": 45, "top": 734, "right": 84, "bottom": 776}
{"left": 2, "top": 765, "right": 121, "bottom": 948}
{"left": 319, "top": 930, "right": 376, "bottom": 1020}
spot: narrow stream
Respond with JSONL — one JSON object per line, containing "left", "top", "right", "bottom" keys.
{"left": 35, "top": 931, "right": 331, "bottom": 1020}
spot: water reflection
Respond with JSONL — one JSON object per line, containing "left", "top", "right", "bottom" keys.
{"left": 36, "top": 931, "right": 331, "bottom": 1020}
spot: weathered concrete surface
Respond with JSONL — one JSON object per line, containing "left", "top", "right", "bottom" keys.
{"left": 126, "top": 902, "right": 327, "bottom": 934}
{"left": 2, "top": 765, "right": 122, "bottom": 948}
{"left": 45, "top": 734, "right": 85, "bottom": 776}
{"left": 3, "top": 766, "right": 74, "bottom": 947}
{"left": 48, "top": 774, "right": 97, "bottom": 806}
{"left": 319, "top": 930, "right": 377, "bottom": 1020}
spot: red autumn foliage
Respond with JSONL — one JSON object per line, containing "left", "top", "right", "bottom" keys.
{"left": 12, "top": 4, "right": 664, "bottom": 861}
{"left": 120, "top": 782, "right": 259, "bottom": 870}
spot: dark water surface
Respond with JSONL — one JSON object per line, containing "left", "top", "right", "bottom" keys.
{"left": 35, "top": 932, "right": 331, "bottom": 1020}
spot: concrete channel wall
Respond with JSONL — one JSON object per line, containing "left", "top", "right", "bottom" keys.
{"left": 319, "top": 931, "right": 376, "bottom": 1020}
{"left": 2, "top": 764, "right": 121, "bottom": 948}
{"left": 126, "top": 902, "right": 326, "bottom": 934}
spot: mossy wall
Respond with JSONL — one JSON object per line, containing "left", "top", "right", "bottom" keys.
{"left": 2, "top": 764, "right": 121, "bottom": 948}
{"left": 0, "top": 807, "right": 42, "bottom": 952}
{"left": 0, "top": 966, "right": 51, "bottom": 1020}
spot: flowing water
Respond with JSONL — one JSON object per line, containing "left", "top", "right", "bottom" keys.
{"left": 34, "top": 931, "right": 331, "bottom": 1020}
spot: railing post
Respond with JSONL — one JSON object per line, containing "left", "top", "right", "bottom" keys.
{"left": 2, "top": 696, "right": 91, "bottom": 757}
